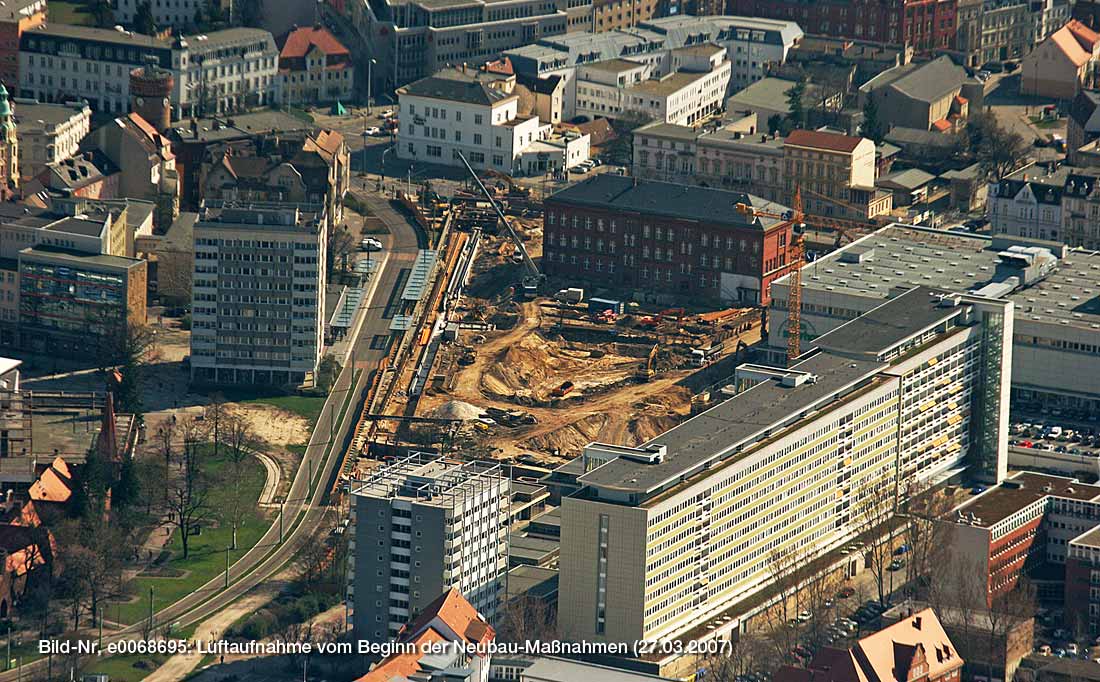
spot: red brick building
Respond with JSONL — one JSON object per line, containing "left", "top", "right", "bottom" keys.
{"left": 542, "top": 175, "right": 799, "bottom": 306}
{"left": 727, "top": 0, "right": 957, "bottom": 54}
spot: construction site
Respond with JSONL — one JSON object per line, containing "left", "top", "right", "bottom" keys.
{"left": 337, "top": 165, "right": 776, "bottom": 482}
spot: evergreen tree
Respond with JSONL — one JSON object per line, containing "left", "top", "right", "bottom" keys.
{"left": 134, "top": 1, "right": 157, "bottom": 34}
{"left": 862, "top": 97, "right": 886, "bottom": 145}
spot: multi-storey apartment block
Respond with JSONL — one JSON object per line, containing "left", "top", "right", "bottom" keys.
{"left": 543, "top": 174, "right": 799, "bottom": 305}
{"left": 189, "top": 203, "right": 327, "bottom": 386}
{"left": 574, "top": 45, "right": 731, "bottom": 126}
{"left": 559, "top": 286, "right": 1012, "bottom": 645}
{"left": 349, "top": 453, "right": 509, "bottom": 642}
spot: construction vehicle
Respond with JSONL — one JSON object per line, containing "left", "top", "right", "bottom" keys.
{"left": 480, "top": 169, "right": 530, "bottom": 198}
{"left": 691, "top": 345, "right": 722, "bottom": 367}
{"left": 636, "top": 343, "right": 659, "bottom": 381}
{"left": 456, "top": 151, "right": 542, "bottom": 299}
{"left": 551, "top": 381, "right": 575, "bottom": 397}
{"left": 734, "top": 188, "right": 805, "bottom": 362}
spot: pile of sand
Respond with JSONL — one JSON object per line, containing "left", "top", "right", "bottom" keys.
{"left": 431, "top": 400, "right": 483, "bottom": 420}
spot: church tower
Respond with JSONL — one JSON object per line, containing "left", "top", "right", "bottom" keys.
{"left": 0, "top": 85, "right": 19, "bottom": 199}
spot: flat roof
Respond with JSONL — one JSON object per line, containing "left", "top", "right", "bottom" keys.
{"left": 953, "top": 472, "right": 1100, "bottom": 528}
{"left": 43, "top": 217, "right": 104, "bottom": 237}
{"left": 774, "top": 224, "right": 1100, "bottom": 333}
{"left": 630, "top": 70, "right": 710, "bottom": 97}
{"left": 18, "top": 244, "right": 142, "bottom": 269}
{"left": 12, "top": 100, "right": 87, "bottom": 127}
{"left": 584, "top": 58, "right": 647, "bottom": 73}
{"left": 578, "top": 350, "right": 885, "bottom": 498}
{"left": 1071, "top": 525, "right": 1100, "bottom": 548}
{"left": 635, "top": 121, "right": 700, "bottom": 141}
{"left": 505, "top": 565, "right": 559, "bottom": 600}
{"left": 813, "top": 286, "right": 960, "bottom": 358}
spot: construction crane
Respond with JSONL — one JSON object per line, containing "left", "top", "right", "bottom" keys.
{"left": 455, "top": 151, "right": 542, "bottom": 298}
{"left": 734, "top": 187, "right": 805, "bottom": 362}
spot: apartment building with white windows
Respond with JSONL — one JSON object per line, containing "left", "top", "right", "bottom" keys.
{"left": 18, "top": 25, "right": 278, "bottom": 119}
{"left": 189, "top": 202, "right": 327, "bottom": 387}
{"left": 396, "top": 67, "right": 555, "bottom": 174}
{"left": 507, "top": 15, "right": 802, "bottom": 119}
{"left": 349, "top": 453, "right": 509, "bottom": 642}
{"left": 558, "top": 286, "right": 1012, "bottom": 645}
{"left": 575, "top": 44, "right": 730, "bottom": 126}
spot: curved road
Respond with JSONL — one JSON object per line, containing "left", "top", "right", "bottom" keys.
{"left": 0, "top": 189, "right": 424, "bottom": 682}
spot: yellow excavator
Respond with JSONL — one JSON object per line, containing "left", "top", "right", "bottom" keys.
{"left": 636, "top": 343, "right": 660, "bottom": 382}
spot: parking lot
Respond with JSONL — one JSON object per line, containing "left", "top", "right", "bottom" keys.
{"left": 1009, "top": 421, "right": 1100, "bottom": 458}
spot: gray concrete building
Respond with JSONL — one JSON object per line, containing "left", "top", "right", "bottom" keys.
{"left": 766, "top": 224, "right": 1100, "bottom": 419}
{"left": 189, "top": 202, "right": 327, "bottom": 387}
{"left": 349, "top": 453, "right": 509, "bottom": 642}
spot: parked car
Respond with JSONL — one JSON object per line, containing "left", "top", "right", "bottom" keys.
{"left": 363, "top": 126, "right": 382, "bottom": 136}
{"left": 380, "top": 109, "right": 395, "bottom": 118}
{"left": 837, "top": 586, "right": 856, "bottom": 599}
{"left": 796, "top": 610, "right": 812, "bottom": 623}
{"left": 360, "top": 237, "right": 383, "bottom": 251}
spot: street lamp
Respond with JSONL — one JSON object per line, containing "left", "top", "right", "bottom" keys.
{"left": 367, "top": 58, "right": 377, "bottom": 115}
{"left": 380, "top": 145, "right": 393, "bottom": 192}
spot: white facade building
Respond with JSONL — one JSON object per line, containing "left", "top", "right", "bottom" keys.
{"left": 507, "top": 15, "right": 802, "bottom": 119}
{"left": 18, "top": 25, "right": 278, "bottom": 118}
{"left": 575, "top": 45, "right": 730, "bottom": 126}
{"left": 987, "top": 173, "right": 1065, "bottom": 243}
{"left": 397, "top": 68, "right": 566, "bottom": 175}
{"left": 190, "top": 203, "right": 327, "bottom": 387}
{"left": 11, "top": 98, "right": 90, "bottom": 180}
{"left": 113, "top": 0, "right": 203, "bottom": 30}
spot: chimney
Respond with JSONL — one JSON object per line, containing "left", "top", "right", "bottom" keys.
{"left": 913, "top": 616, "right": 922, "bottom": 630}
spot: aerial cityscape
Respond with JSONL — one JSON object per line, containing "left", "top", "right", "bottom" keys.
{"left": 0, "top": 0, "right": 1097, "bottom": 680}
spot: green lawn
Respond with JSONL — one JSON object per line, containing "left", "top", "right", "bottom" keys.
{"left": 47, "top": 0, "right": 96, "bottom": 25}
{"left": 1029, "top": 115, "right": 1063, "bottom": 129}
{"left": 79, "top": 625, "right": 196, "bottom": 682}
{"left": 218, "top": 390, "right": 326, "bottom": 428}
{"left": 111, "top": 450, "right": 273, "bottom": 624}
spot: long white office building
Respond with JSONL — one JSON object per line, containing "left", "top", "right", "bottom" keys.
{"left": 559, "top": 286, "right": 1012, "bottom": 645}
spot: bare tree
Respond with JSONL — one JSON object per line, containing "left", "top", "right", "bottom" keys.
{"left": 984, "top": 578, "right": 1036, "bottom": 682}
{"left": 495, "top": 595, "right": 558, "bottom": 643}
{"left": 330, "top": 226, "right": 357, "bottom": 275}
{"left": 900, "top": 480, "right": 955, "bottom": 601}
{"left": 162, "top": 422, "right": 213, "bottom": 559}
{"left": 155, "top": 419, "right": 177, "bottom": 504}
{"left": 854, "top": 476, "right": 898, "bottom": 607}
{"left": 225, "top": 414, "right": 257, "bottom": 550}
{"left": 207, "top": 392, "right": 229, "bottom": 458}
{"left": 761, "top": 543, "right": 812, "bottom": 664}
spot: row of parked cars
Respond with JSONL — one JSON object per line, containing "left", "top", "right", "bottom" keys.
{"left": 1010, "top": 422, "right": 1100, "bottom": 448}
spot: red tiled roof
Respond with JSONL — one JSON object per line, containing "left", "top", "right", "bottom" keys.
{"left": 1067, "top": 19, "right": 1100, "bottom": 51}
{"left": 954, "top": 95, "right": 968, "bottom": 106}
{"left": 484, "top": 57, "right": 514, "bottom": 75}
{"left": 931, "top": 118, "right": 953, "bottom": 132}
{"left": 785, "top": 129, "right": 865, "bottom": 153}
{"left": 354, "top": 629, "right": 446, "bottom": 682}
{"left": 279, "top": 26, "right": 349, "bottom": 59}
{"left": 1050, "top": 24, "right": 1093, "bottom": 67}
{"left": 401, "top": 588, "right": 495, "bottom": 649}
{"left": 29, "top": 459, "right": 73, "bottom": 504}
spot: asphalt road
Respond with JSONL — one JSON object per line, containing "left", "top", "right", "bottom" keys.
{"left": 0, "top": 190, "right": 424, "bottom": 682}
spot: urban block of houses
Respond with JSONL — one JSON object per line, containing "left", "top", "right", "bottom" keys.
{"left": 860, "top": 55, "right": 982, "bottom": 133}
{"left": 1021, "top": 20, "right": 1100, "bottom": 100}
{"left": 987, "top": 163, "right": 1100, "bottom": 248}
{"left": 505, "top": 15, "right": 803, "bottom": 120}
